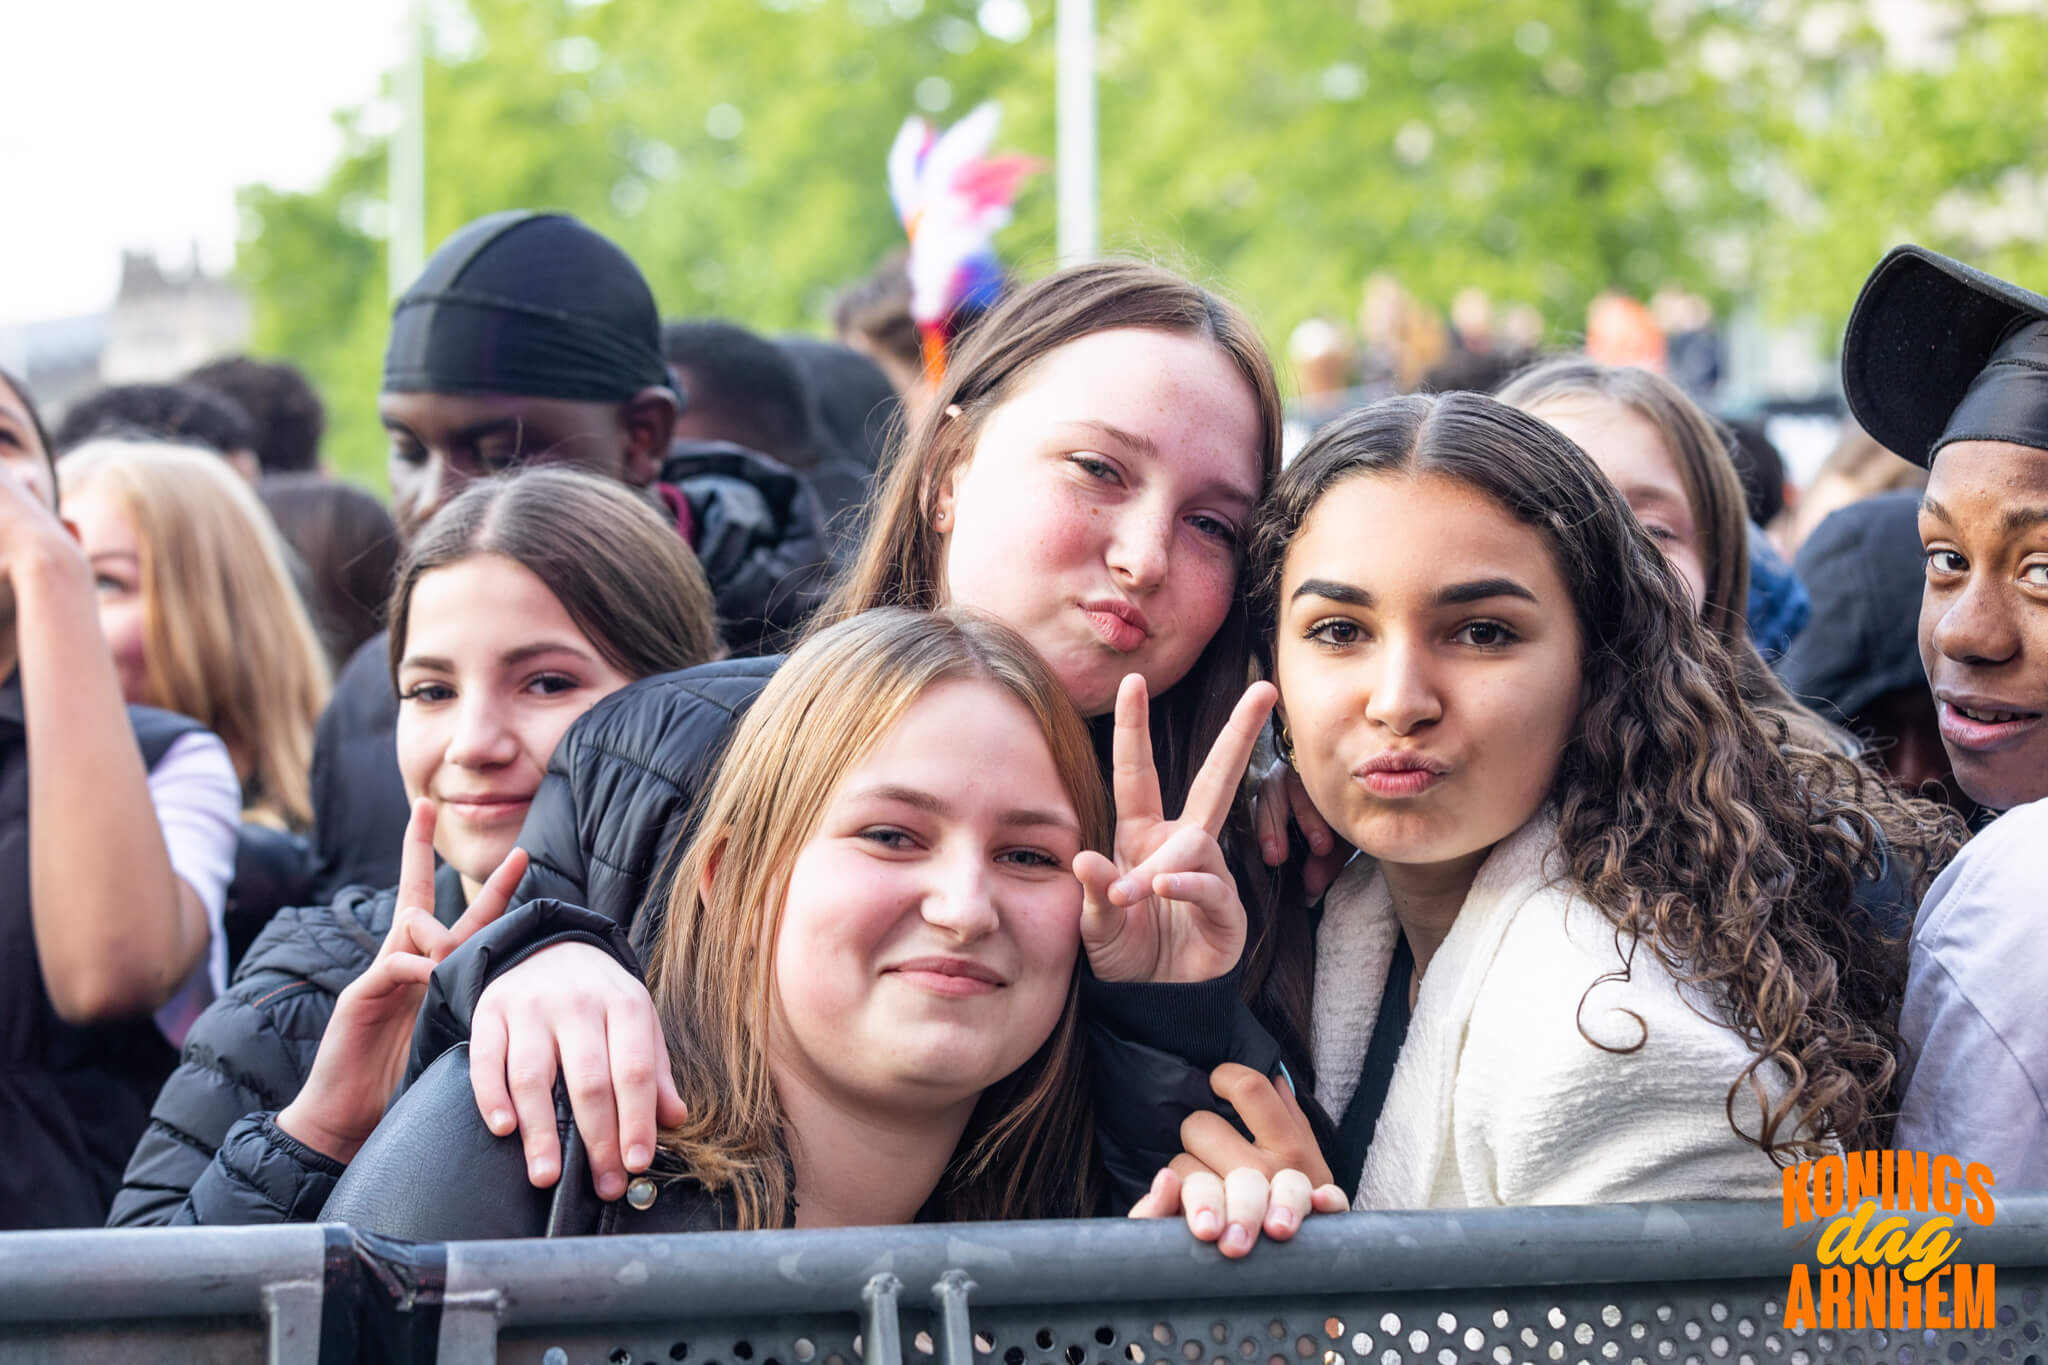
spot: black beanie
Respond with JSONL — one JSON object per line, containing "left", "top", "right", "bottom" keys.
{"left": 382, "top": 211, "right": 673, "bottom": 402}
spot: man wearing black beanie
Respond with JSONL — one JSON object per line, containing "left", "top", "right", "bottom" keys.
{"left": 378, "top": 211, "right": 683, "bottom": 539}
{"left": 310, "top": 212, "right": 829, "bottom": 896}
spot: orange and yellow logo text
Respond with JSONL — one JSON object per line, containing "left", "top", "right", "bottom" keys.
{"left": 1781, "top": 1150, "right": 1997, "bottom": 1331}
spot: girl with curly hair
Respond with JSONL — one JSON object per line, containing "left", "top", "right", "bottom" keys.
{"left": 1124, "top": 392, "right": 1961, "bottom": 1247}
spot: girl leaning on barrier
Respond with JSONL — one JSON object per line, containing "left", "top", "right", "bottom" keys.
{"left": 394, "top": 258, "right": 1306, "bottom": 1211}
{"left": 106, "top": 468, "right": 719, "bottom": 1226}
{"left": 320, "top": 608, "right": 1114, "bottom": 1235}
{"left": 1116, "top": 393, "right": 1962, "bottom": 1250}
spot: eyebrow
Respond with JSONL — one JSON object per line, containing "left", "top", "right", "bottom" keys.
{"left": 1618, "top": 484, "right": 1692, "bottom": 518}
{"left": 1921, "top": 496, "right": 2048, "bottom": 535}
{"left": 87, "top": 551, "right": 139, "bottom": 567}
{"left": 399, "top": 640, "right": 598, "bottom": 673}
{"left": 1289, "top": 576, "right": 1538, "bottom": 608}
{"left": 849, "top": 783, "right": 1082, "bottom": 833}
{"left": 1436, "top": 576, "right": 1539, "bottom": 606}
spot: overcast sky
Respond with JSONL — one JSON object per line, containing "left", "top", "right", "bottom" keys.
{"left": 1, "top": 0, "right": 404, "bottom": 325}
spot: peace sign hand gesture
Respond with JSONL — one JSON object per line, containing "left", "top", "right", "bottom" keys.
{"left": 277, "top": 799, "right": 529, "bottom": 1164}
{"left": 1076, "top": 673, "right": 1277, "bottom": 984}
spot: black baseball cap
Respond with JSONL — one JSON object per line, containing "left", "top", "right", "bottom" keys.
{"left": 1841, "top": 245, "right": 2048, "bottom": 468}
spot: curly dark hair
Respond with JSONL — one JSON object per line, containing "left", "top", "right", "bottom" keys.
{"left": 1247, "top": 392, "right": 1965, "bottom": 1157}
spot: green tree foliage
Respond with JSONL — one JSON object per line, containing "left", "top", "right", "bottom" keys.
{"left": 1771, "top": 4, "right": 2048, "bottom": 331}
{"left": 240, "top": 0, "right": 2044, "bottom": 487}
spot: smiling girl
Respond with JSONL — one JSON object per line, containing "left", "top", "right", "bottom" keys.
{"left": 109, "top": 468, "right": 717, "bottom": 1225}
{"left": 322, "top": 608, "right": 1108, "bottom": 1236}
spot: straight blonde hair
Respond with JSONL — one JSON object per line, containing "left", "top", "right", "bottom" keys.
{"left": 59, "top": 439, "right": 329, "bottom": 829}
{"left": 646, "top": 607, "right": 1110, "bottom": 1228}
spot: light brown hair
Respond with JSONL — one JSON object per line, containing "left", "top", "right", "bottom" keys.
{"left": 386, "top": 467, "right": 718, "bottom": 686}
{"left": 1498, "top": 357, "right": 1849, "bottom": 752}
{"left": 59, "top": 439, "right": 330, "bottom": 829}
{"left": 819, "top": 259, "right": 1313, "bottom": 1047}
{"left": 647, "top": 607, "right": 1109, "bottom": 1227}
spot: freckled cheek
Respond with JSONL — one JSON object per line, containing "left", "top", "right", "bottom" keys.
{"left": 1172, "top": 553, "right": 1238, "bottom": 622}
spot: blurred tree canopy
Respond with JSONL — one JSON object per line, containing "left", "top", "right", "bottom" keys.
{"left": 237, "top": 0, "right": 2048, "bottom": 486}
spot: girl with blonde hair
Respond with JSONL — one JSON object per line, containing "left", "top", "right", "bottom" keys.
{"left": 59, "top": 438, "right": 329, "bottom": 830}
{"left": 318, "top": 607, "right": 1110, "bottom": 1236}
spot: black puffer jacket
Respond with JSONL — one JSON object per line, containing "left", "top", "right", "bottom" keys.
{"left": 404, "top": 658, "right": 778, "bottom": 1080}
{"left": 107, "top": 864, "right": 465, "bottom": 1227}
{"left": 664, "top": 440, "right": 833, "bottom": 657}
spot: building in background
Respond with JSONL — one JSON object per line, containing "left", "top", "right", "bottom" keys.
{"left": 0, "top": 247, "right": 248, "bottom": 419}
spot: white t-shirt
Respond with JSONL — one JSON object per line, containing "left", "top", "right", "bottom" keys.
{"left": 144, "top": 730, "right": 243, "bottom": 1048}
{"left": 1896, "top": 798, "right": 2048, "bottom": 1191}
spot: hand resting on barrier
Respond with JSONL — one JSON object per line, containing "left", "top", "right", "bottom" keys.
{"left": 275, "top": 799, "right": 527, "bottom": 1164}
{"left": 1125, "top": 1061, "right": 1345, "bottom": 1257}
{"left": 1128, "top": 1161, "right": 1347, "bottom": 1259}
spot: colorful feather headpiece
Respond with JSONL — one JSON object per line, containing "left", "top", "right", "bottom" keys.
{"left": 887, "top": 102, "right": 1041, "bottom": 380}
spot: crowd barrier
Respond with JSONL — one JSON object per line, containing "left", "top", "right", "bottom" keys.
{"left": 3, "top": 1197, "right": 2043, "bottom": 1365}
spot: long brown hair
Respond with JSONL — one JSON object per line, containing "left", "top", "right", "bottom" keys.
{"left": 59, "top": 439, "right": 329, "bottom": 830}
{"left": 646, "top": 608, "right": 1109, "bottom": 1227}
{"left": 1497, "top": 356, "right": 1849, "bottom": 753}
{"left": 1249, "top": 393, "right": 1965, "bottom": 1157}
{"left": 386, "top": 467, "right": 718, "bottom": 685}
{"left": 821, "top": 259, "right": 1313, "bottom": 1047}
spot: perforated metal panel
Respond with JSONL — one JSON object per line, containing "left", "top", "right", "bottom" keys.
{"left": 492, "top": 1273, "right": 2048, "bottom": 1365}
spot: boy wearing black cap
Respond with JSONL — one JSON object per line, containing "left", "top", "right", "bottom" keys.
{"left": 312, "top": 212, "right": 830, "bottom": 896}
{"left": 1841, "top": 245, "right": 2048, "bottom": 1187}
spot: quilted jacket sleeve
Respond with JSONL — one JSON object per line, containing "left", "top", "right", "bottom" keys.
{"left": 170, "top": 1112, "right": 348, "bottom": 1226}
{"left": 107, "top": 970, "right": 336, "bottom": 1226}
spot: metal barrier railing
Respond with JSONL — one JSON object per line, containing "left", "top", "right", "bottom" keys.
{"left": 4, "top": 1198, "right": 2044, "bottom": 1365}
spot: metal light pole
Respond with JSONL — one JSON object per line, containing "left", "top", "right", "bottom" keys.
{"left": 388, "top": 0, "right": 427, "bottom": 298}
{"left": 1055, "top": 0, "right": 1098, "bottom": 265}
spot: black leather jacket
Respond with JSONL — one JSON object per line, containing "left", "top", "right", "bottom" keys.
{"left": 327, "top": 1042, "right": 743, "bottom": 1239}
{"left": 108, "top": 866, "right": 466, "bottom": 1227}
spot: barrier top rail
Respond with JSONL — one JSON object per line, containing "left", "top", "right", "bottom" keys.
{"left": 2, "top": 1196, "right": 2043, "bottom": 1365}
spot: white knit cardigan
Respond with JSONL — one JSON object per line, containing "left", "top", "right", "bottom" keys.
{"left": 1313, "top": 812, "right": 1797, "bottom": 1209}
